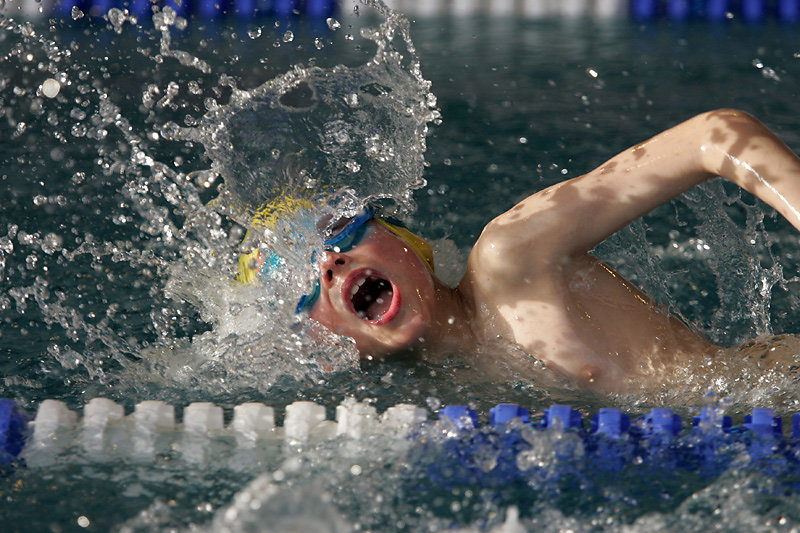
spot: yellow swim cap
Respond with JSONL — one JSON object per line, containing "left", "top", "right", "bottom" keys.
{"left": 236, "top": 199, "right": 436, "bottom": 288}
{"left": 236, "top": 249, "right": 262, "bottom": 284}
{"left": 236, "top": 194, "right": 313, "bottom": 284}
{"left": 250, "top": 195, "right": 313, "bottom": 229}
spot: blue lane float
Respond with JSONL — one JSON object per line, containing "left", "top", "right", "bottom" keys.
{"left": 742, "top": 0, "right": 766, "bottom": 21}
{"left": 8, "top": 0, "right": 798, "bottom": 21}
{"left": 424, "top": 404, "right": 800, "bottom": 489}
{"left": 631, "top": 0, "right": 659, "bottom": 19}
{"left": 0, "top": 399, "right": 29, "bottom": 463}
{"left": 705, "top": 0, "right": 730, "bottom": 19}
{"left": 780, "top": 0, "right": 800, "bottom": 21}
{"left": 627, "top": 0, "right": 800, "bottom": 21}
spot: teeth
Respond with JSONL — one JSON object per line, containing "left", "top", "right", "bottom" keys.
{"left": 350, "top": 276, "right": 368, "bottom": 296}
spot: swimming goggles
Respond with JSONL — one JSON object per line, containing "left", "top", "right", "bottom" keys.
{"left": 295, "top": 205, "right": 377, "bottom": 313}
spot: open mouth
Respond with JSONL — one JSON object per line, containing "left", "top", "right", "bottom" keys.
{"left": 344, "top": 269, "right": 400, "bottom": 324}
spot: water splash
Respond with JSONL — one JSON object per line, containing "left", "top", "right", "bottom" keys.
{"left": 0, "top": 0, "right": 439, "bottom": 399}
{"left": 168, "top": 1, "right": 440, "bottom": 224}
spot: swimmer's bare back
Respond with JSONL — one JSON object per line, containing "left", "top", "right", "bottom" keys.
{"left": 457, "top": 109, "right": 800, "bottom": 391}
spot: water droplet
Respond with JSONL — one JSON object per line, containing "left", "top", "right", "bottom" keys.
{"left": 71, "top": 6, "right": 84, "bottom": 19}
{"left": 106, "top": 8, "right": 127, "bottom": 33}
{"left": 41, "top": 78, "right": 61, "bottom": 98}
{"left": 191, "top": 170, "right": 218, "bottom": 188}
{"left": 282, "top": 31, "right": 294, "bottom": 43}
{"left": 159, "top": 121, "right": 181, "bottom": 140}
{"left": 365, "top": 135, "right": 394, "bottom": 162}
{"left": 0, "top": 237, "right": 13, "bottom": 255}
{"left": 326, "top": 17, "right": 340, "bottom": 30}
{"left": 41, "top": 233, "right": 63, "bottom": 255}
{"left": 70, "top": 123, "right": 86, "bottom": 137}
{"left": 11, "top": 121, "right": 25, "bottom": 139}
{"left": 248, "top": 27, "right": 262, "bottom": 39}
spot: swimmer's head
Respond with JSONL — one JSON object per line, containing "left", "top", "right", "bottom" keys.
{"left": 237, "top": 201, "right": 438, "bottom": 357}
{"left": 305, "top": 211, "right": 438, "bottom": 356}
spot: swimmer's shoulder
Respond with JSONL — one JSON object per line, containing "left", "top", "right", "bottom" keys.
{"left": 467, "top": 184, "right": 575, "bottom": 278}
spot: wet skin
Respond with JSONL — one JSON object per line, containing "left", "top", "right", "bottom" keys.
{"left": 308, "top": 109, "right": 800, "bottom": 392}
{"left": 460, "top": 109, "right": 800, "bottom": 390}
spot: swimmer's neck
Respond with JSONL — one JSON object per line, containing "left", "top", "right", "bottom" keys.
{"left": 416, "top": 280, "right": 476, "bottom": 361}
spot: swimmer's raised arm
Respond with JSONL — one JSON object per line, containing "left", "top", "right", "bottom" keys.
{"left": 484, "top": 109, "right": 800, "bottom": 261}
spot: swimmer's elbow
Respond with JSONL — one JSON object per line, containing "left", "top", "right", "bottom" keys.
{"left": 696, "top": 108, "right": 765, "bottom": 135}
{"left": 701, "top": 108, "right": 752, "bottom": 119}
{"left": 694, "top": 109, "right": 776, "bottom": 175}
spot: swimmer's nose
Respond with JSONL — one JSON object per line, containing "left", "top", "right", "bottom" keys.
{"left": 318, "top": 251, "right": 349, "bottom": 286}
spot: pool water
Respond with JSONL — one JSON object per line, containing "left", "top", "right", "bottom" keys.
{"left": 4, "top": 2, "right": 800, "bottom": 530}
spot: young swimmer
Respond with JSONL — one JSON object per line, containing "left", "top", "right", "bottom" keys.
{"left": 244, "top": 109, "right": 800, "bottom": 392}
